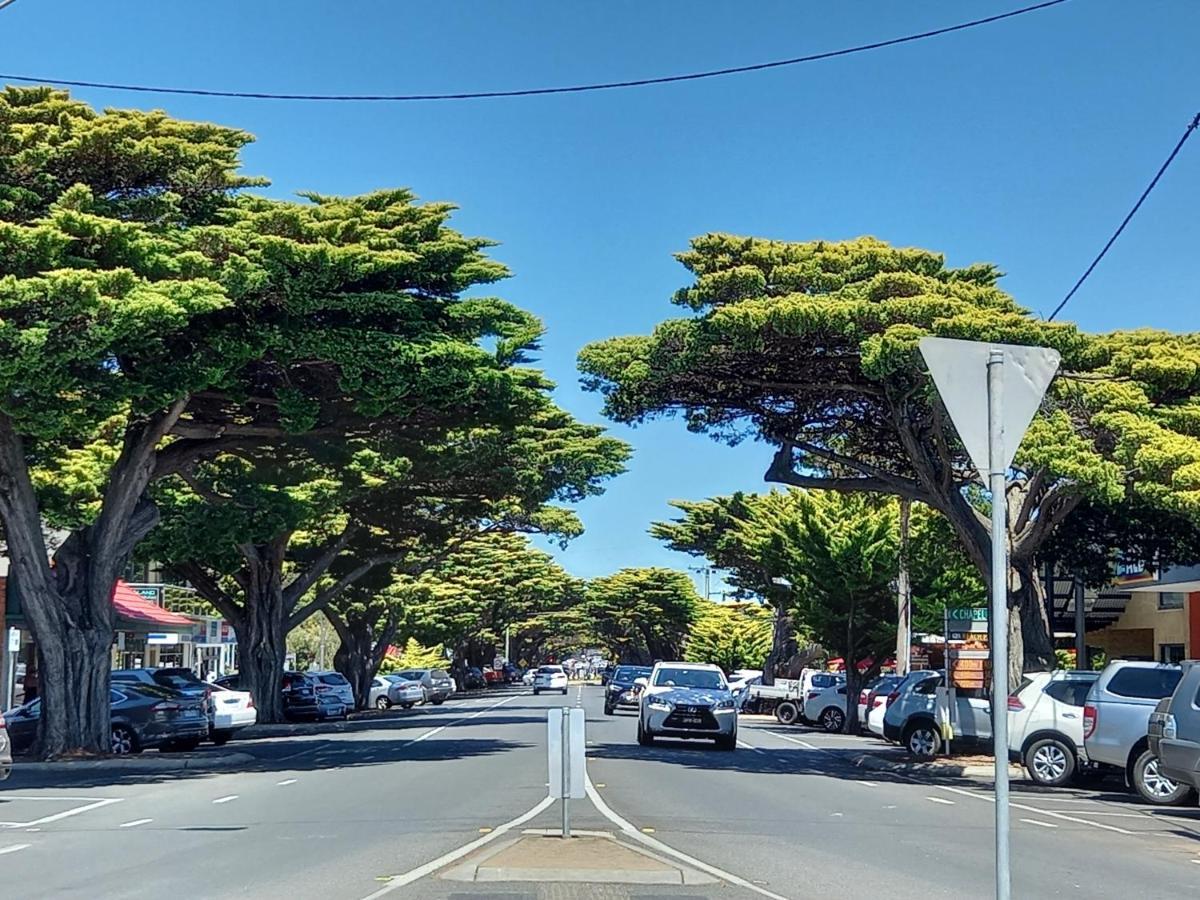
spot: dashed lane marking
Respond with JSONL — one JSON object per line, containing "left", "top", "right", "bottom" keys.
{"left": 211, "top": 795, "right": 239, "bottom": 805}
{"left": 7, "top": 798, "right": 124, "bottom": 828}
{"left": 926, "top": 797, "right": 955, "bottom": 805}
{"left": 936, "top": 785, "right": 1136, "bottom": 836}
{"left": 0, "top": 844, "right": 31, "bottom": 855}
{"left": 1020, "top": 818, "right": 1057, "bottom": 829}
{"left": 765, "top": 730, "right": 819, "bottom": 750}
{"left": 276, "top": 779, "right": 297, "bottom": 786}
{"left": 737, "top": 740, "right": 765, "bottom": 754}
{"left": 856, "top": 780, "right": 878, "bottom": 787}
{"left": 119, "top": 819, "right": 153, "bottom": 828}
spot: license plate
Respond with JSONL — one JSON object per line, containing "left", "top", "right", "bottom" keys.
{"left": 678, "top": 716, "right": 703, "bottom": 726}
{"left": 182, "top": 709, "right": 200, "bottom": 719}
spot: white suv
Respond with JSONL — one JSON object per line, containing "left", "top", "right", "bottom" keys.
{"left": 803, "top": 682, "right": 849, "bottom": 732}
{"left": 1008, "top": 670, "right": 1098, "bottom": 786}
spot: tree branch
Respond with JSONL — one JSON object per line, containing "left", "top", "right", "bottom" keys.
{"left": 282, "top": 523, "right": 360, "bottom": 612}
{"left": 765, "top": 443, "right": 928, "bottom": 501}
{"left": 287, "top": 551, "right": 408, "bottom": 631}
{"left": 174, "top": 560, "right": 244, "bottom": 625}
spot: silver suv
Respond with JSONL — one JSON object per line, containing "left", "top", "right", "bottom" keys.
{"left": 1083, "top": 660, "right": 1193, "bottom": 805}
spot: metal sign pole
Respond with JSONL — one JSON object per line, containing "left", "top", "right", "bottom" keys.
{"left": 987, "top": 348, "right": 1011, "bottom": 900}
{"left": 561, "top": 706, "right": 571, "bottom": 839}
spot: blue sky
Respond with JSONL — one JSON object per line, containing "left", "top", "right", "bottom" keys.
{"left": 2, "top": 1, "right": 1197, "bottom": 591}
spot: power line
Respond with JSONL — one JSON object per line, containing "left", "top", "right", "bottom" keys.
{"left": 1048, "top": 111, "right": 1200, "bottom": 321}
{"left": 0, "top": 0, "right": 21, "bottom": 11}
{"left": 0, "top": 1, "right": 1070, "bottom": 103}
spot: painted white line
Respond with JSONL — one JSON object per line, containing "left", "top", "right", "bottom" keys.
{"left": 276, "top": 779, "right": 298, "bottom": 786}
{"left": 410, "top": 726, "right": 446, "bottom": 743}
{"left": 856, "top": 780, "right": 878, "bottom": 787}
{"left": 1020, "top": 818, "right": 1058, "bottom": 829}
{"left": 0, "top": 796, "right": 105, "bottom": 802}
{"left": 17, "top": 798, "right": 123, "bottom": 828}
{"left": 211, "top": 795, "right": 239, "bottom": 805}
{"left": 0, "top": 844, "right": 31, "bottom": 855}
{"left": 936, "top": 785, "right": 1136, "bottom": 836}
{"left": 359, "top": 795, "right": 554, "bottom": 898}
{"left": 926, "top": 796, "right": 955, "bottom": 805}
{"left": 737, "top": 740, "right": 765, "bottom": 754}
{"left": 765, "top": 731, "right": 819, "bottom": 751}
{"left": 584, "top": 767, "right": 790, "bottom": 900}
{"left": 274, "top": 742, "right": 331, "bottom": 762}
{"left": 119, "top": 818, "right": 153, "bottom": 829}
{"left": 1065, "top": 811, "right": 1160, "bottom": 819}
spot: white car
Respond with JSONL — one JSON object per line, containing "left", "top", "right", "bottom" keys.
{"left": 803, "top": 682, "right": 849, "bottom": 732}
{"left": 533, "top": 665, "right": 569, "bottom": 695}
{"left": 867, "top": 694, "right": 889, "bottom": 736}
{"left": 1008, "top": 669, "right": 1099, "bottom": 787}
{"left": 209, "top": 685, "right": 256, "bottom": 744}
{"left": 312, "top": 671, "right": 356, "bottom": 710}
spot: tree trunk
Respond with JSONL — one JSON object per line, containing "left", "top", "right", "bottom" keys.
{"left": 1014, "top": 560, "right": 1053, "bottom": 676}
{"left": 762, "top": 602, "right": 796, "bottom": 686}
{"left": 234, "top": 541, "right": 288, "bottom": 724}
{"left": 331, "top": 609, "right": 397, "bottom": 710}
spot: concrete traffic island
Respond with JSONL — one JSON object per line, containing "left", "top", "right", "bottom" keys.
{"left": 441, "top": 829, "right": 717, "bottom": 885}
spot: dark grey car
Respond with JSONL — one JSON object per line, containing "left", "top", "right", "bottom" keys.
{"left": 4, "top": 683, "right": 209, "bottom": 755}
{"left": 395, "top": 668, "right": 454, "bottom": 705}
{"left": 1149, "top": 659, "right": 1200, "bottom": 792}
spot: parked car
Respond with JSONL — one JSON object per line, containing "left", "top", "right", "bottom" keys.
{"left": 395, "top": 668, "right": 454, "bottom": 704}
{"left": 208, "top": 684, "right": 256, "bottom": 744}
{"left": 866, "top": 692, "right": 890, "bottom": 736}
{"left": 483, "top": 667, "right": 504, "bottom": 686}
{"left": 369, "top": 674, "right": 425, "bottom": 709}
{"left": 637, "top": 661, "right": 737, "bottom": 751}
{"left": 0, "top": 709, "right": 11, "bottom": 779}
{"left": 502, "top": 662, "right": 521, "bottom": 683}
{"left": 521, "top": 669, "right": 536, "bottom": 685}
{"left": 804, "top": 682, "right": 850, "bottom": 732}
{"left": 760, "top": 670, "right": 846, "bottom": 725}
{"left": 604, "top": 665, "right": 652, "bottom": 714}
{"left": 533, "top": 664, "right": 569, "bottom": 695}
{"left": 1007, "top": 670, "right": 1098, "bottom": 786}
{"left": 1084, "top": 660, "right": 1192, "bottom": 805}
{"left": 312, "top": 671, "right": 356, "bottom": 710}
{"left": 1149, "top": 659, "right": 1200, "bottom": 792}
{"left": 462, "top": 667, "right": 487, "bottom": 690}
{"left": 882, "top": 670, "right": 991, "bottom": 758}
{"left": 5, "top": 683, "right": 209, "bottom": 755}
{"left": 859, "top": 675, "right": 904, "bottom": 731}
{"left": 218, "top": 671, "right": 343, "bottom": 721}
{"left": 112, "top": 667, "right": 229, "bottom": 740}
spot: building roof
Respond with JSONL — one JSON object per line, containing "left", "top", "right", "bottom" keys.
{"left": 112, "top": 581, "right": 195, "bottom": 632}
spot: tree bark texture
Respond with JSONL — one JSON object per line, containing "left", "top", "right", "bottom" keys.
{"left": 232, "top": 539, "right": 289, "bottom": 724}
{"left": 331, "top": 609, "right": 396, "bottom": 710}
{"left": 762, "top": 602, "right": 796, "bottom": 687}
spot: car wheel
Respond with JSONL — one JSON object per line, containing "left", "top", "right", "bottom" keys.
{"left": 533, "top": 688, "right": 540, "bottom": 695}
{"left": 820, "top": 707, "right": 846, "bottom": 733}
{"left": 210, "top": 730, "right": 232, "bottom": 746}
{"left": 1024, "top": 737, "right": 1076, "bottom": 787}
{"left": 637, "top": 718, "right": 655, "bottom": 746}
{"left": 375, "top": 696, "right": 391, "bottom": 710}
{"left": 431, "top": 697, "right": 444, "bottom": 705}
{"left": 604, "top": 702, "right": 614, "bottom": 715}
{"left": 562, "top": 688, "right": 568, "bottom": 695}
{"left": 715, "top": 732, "right": 737, "bottom": 751}
{"left": 903, "top": 720, "right": 941, "bottom": 760}
{"left": 1132, "top": 749, "right": 1193, "bottom": 806}
{"left": 402, "top": 702, "right": 414, "bottom": 709}
{"left": 775, "top": 701, "right": 800, "bottom": 726}
{"left": 111, "top": 724, "right": 137, "bottom": 756}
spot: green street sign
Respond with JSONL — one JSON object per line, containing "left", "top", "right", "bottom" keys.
{"left": 946, "top": 607, "right": 988, "bottom": 622}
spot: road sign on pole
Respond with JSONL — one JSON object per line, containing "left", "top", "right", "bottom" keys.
{"left": 919, "top": 337, "right": 1060, "bottom": 900}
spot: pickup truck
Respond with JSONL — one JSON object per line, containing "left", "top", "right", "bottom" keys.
{"left": 747, "top": 669, "right": 846, "bottom": 724}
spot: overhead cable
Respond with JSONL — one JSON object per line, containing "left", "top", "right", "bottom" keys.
{"left": 0, "top": 1, "right": 1070, "bottom": 103}
{"left": 1048, "top": 111, "right": 1200, "bottom": 321}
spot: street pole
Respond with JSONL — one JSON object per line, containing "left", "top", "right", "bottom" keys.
{"left": 561, "top": 707, "right": 571, "bottom": 839}
{"left": 1074, "top": 577, "right": 1087, "bottom": 670}
{"left": 505, "top": 625, "right": 511, "bottom": 663}
{"left": 897, "top": 498, "right": 912, "bottom": 676}
{"left": 987, "top": 348, "right": 1011, "bottom": 900}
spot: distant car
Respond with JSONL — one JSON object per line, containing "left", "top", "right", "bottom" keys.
{"left": 522, "top": 669, "right": 536, "bottom": 685}
{"left": 368, "top": 675, "right": 424, "bottom": 709}
{"left": 0, "top": 709, "right": 11, "bottom": 779}
{"left": 5, "top": 683, "right": 208, "bottom": 755}
{"left": 1007, "top": 670, "right": 1098, "bottom": 787}
{"left": 395, "top": 668, "right": 454, "bottom": 705}
{"left": 208, "top": 685, "right": 257, "bottom": 744}
{"left": 604, "top": 665, "right": 652, "bottom": 714}
{"left": 1149, "top": 659, "right": 1200, "bottom": 793}
{"left": 859, "top": 675, "right": 903, "bottom": 731}
{"left": 502, "top": 662, "right": 521, "bottom": 683}
{"left": 1084, "top": 660, "right": 1191, "bottom": 805}
{"left": 803, "top": 682, "right": 850, "bottom": 732}
{"left": 638, "top": 661, "right": 737, "bottom": 751}
{"left": 463, "top": 667, "right": 487, "bottom": 690}
{"left": 312, "top": 671, "right": 356, "bottom": 710}
{"left": 534, "top": 665, "right": 569, "bottom": 695}
{"left": 772, "top": 670, "right": 845, "bottom": 725}
{"left": 483, "top": 668, "right": 504, "bottom": 686}
{"left": 215, "top": 671, "right": 340, "bottom": 722}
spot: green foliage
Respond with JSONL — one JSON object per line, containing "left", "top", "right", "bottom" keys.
{"left": 908, "top": 505, "right": 987, "bottom": 632}
{"left": 684, "top": 602, "right": 773, "bottom": 671}
{"left": 578, "top": 567, "right": 701, "bottom": 663}
{"left": 381, "top": 637, "right": 447, "bottom": 672}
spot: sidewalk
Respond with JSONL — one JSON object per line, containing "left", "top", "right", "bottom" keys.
{"left": 851, "top": 745, "right": 1023, "bottom": 780}
{"left": 11, "top": 750, "right": 255, "bottom": 774}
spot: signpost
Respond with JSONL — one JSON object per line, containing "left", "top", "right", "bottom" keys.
{"left": 920, "top": 337, "right": 1060, "bottom": 900}
{"left": 547, "top": 707, "right": 585, "bottom": 838}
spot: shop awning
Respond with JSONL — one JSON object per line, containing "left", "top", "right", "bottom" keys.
{"left": 113, "top": 581, "right": 194, "bottom": 633}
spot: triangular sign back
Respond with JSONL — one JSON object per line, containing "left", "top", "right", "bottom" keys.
{"left": 918, "top": 337, "right": 1061, "bottom": 483}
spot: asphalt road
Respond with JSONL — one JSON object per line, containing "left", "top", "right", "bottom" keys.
{"left": 1, "top": 685, "right": 1198, "bottom": 899}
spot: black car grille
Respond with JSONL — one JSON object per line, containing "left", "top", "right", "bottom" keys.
{"left": 663, "top": 705, "right": 719, "bottom": 730}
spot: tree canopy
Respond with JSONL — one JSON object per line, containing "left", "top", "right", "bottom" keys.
{"left": 684, "top": 602, "right": 773, "bottom": 672}
{"left": 580, "top": 233, "right": 1200, "bottom": 675}
{"left": 577, "top": 567, "right": 701, "bottom": 664}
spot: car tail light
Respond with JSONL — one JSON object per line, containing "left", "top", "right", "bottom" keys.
{"left": 1007, "top": 696, "right": 1025, "bottom": 711}
{"left": 872, "top": 697, "right": 886, "bottom": 709}
{"left": 1083, "top": 703, "right": 1097, "bottom": 739}
{"left": 247, "top": 695, "right": 255, "bottom": 709}
{"left": 859, "top": 689, "right": 870, "bottom": 704}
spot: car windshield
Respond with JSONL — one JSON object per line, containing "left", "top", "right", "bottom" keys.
{"left": 652, "top": 667, "right": 725, "bottom": 690}
{"left": 538, "top": 666, "right": 564, "bottom": 674}
{"left": 613, "top": 666, "right": 650, "bottom": 682}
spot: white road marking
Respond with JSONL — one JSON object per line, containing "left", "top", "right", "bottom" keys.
{"left": 765, "top": 730, "right": 818, "bottom": 750}
{"left": 856, "top": 780, "right": 878, "bottom": 787}
{"left": 13, "top": 798, "right": 123, "bottom": 828}
{"left": 936, "top": 785, "right": 1136, "bottom": 835}
{"left": 0, "top": 844, "right": 31, "bottom": 855}
{"left": 1020, "top": 818, "right": 1058, "bottom": 829}
{"left": 276, "top": 779, "right": 298, "bottom": 786}
{"left": 274, "top": 742, "right": 332, "bottom": 762}
{"left": 584, "top": 766, "right": 790, "bottom": 900}
{"left": 358, "top": 795, "right": 554, "bottom": 898}
{"left": 119, "top": 818, "right": 153, "bottom": 828}
{"left": 926, "top": 796, "right": 955, "bottom": 805}
{"left": 737, "top": 740, "right": 765, "bottom": 754}
{"left": 211, "top": 795, "right": 239, "bottom": 804}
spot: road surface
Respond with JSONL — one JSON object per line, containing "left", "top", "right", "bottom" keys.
{"left": 2, "top": 684, "right": 1198, "bottom": 898}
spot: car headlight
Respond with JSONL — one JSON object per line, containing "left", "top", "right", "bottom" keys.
{"left": 646, "top": 698, "right": 672, "bottom": 712}
{"left": 715, "top": 698, "right": 736, "bottom": 710}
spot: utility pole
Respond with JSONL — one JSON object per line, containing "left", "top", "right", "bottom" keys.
{"left": 896, "top": 499, "right": 912, "bottom": 676}
{"left": 689, "top": 566, "right": 713, "bottom": 600}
